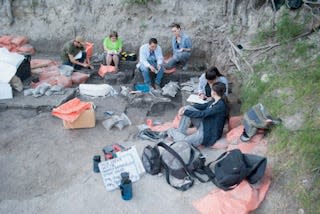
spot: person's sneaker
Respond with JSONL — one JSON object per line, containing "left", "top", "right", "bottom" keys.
{"left": 240, "top": 130, "right": 250, "bottom": 142}
{"left": 271, "top": 118, "right": 282, "bottom": 125}
{"left": 182, "top": 64, "right": 188, "bottom": 71}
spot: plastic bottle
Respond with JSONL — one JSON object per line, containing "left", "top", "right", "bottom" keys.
{"left": 120, "top": 172, "right": 132, "bottom": 200}
{"left": 93, "top": 155, "right": 101, "bottom": 173}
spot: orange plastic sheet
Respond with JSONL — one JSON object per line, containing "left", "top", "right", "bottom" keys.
{"left": 193, "top": 169, "right": 272, "bottom": 214}
{"left": 85, "top": 42, "right": 94, "bottom": 61}
{"left": 98, "top": 65, "right": 116, "bottom": 77}
{"left": 148, "top": 114, "right": 181, "bottom": 132}
{"left": 52, "top": 98, "right": 92, "bottom": 122}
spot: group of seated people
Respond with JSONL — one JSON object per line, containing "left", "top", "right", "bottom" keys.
{"left": 60, "top": 23, "right": 192, "bottom": 90}
{"left": 60, "top": 23, "right": 231, "bottom": 148}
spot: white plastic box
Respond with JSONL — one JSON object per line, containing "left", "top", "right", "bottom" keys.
{"left": 0, "top": 83, "right": 13, "bottom": 99}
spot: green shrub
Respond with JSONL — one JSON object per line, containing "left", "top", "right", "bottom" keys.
{"left": 275, "top": 12, "right": 305, "bottom": 43}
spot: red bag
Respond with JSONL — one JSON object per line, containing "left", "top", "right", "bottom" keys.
{"left": 0, "top": 35, "right": 13, "bottom": 45}
{"left": 31, "top": 59, "right": 58, "bottom": 69}
{"left": 10, "top": 36, "right": 28, "bottom": 46}
{"left": 16, "top": 44, "right": 36, "bottom": 55}
{"left": 39, "top": 70, "right": 60, "bottom": 81}
{"left": 56, "top": 75, "right": 73, "bottom": 88}
{"left": 98, "top": 65, "right": 116, "bottom": 77}
{"left": 71, "top": 72, "right": 89, "bottom": 84}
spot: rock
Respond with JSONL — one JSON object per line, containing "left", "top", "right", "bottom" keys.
{"left": 282, "top": 111, "right": 305, "bottom": 131}
{"left": 260, "top": 73, "right": 270, "bottom": 83}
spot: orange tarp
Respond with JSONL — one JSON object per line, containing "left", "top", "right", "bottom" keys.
{"left": 193, "top": 169, "right": 271, "bottom": 214}
{"left": 98, "top": 65, "right": 117, "bottom": 77}
{"left": 148, "top": 114, "right": 181, "bottom": 132}
{"left": 52, "top": 98, "right": 92, "bottom": 122}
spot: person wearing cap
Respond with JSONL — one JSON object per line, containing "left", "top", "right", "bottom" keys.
{"left": 165, "top": 23, "right": 192, "bottom": 71}
{"left": 60, "top": 36, "right": 93, "bottom": 70}
{"left": 103, "top": 31, "right": 123, "bottom": 71}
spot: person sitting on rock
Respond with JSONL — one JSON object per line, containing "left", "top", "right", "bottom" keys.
{"left": 198, "top": 66, "right": 229, "bottom": 99}
{"left": 167, "top": 82, "right": 229, "bottom": 147}
{"left": 60, "top": 36, "right": 93, "bottom": 70}
{"left": 103, "top": 31, "right": 123, "bottom": 71}
{"left": 137, "top": 38, "right": 164, "bottom": 90}
{"left": 165, "top": 23, "right": 192, "bottom": 71}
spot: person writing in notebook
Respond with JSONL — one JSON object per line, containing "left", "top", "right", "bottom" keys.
{"left": 168, "top": 82, "right": 229, "bottom": 147}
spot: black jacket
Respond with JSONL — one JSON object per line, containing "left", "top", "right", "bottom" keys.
{"left": 184, "top": 99, "right": 227, "bottom": 147}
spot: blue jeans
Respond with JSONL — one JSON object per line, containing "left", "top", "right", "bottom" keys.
{"left": 165, "top": 52, "right": 191, "bottom": 69}
{"left": 139, "top": 56, "right": 164, "bottom": 86}
{"left": 167, "top": 105, "right": 204, "bottom": 147}
{"left": 63, "top": 51, "right": 87, "bottom": 70}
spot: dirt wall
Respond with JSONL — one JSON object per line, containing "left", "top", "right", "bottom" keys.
{"left": 1, "top": 0, "right": 279, "bottom": 67}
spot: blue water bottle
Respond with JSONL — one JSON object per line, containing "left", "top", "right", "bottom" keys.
{"left": 120, "top": 172, "right": 132, "bottom": 200}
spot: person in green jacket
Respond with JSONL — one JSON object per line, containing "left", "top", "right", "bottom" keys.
{"left": 103, "top": 31, "right": 123, "bottom": 71}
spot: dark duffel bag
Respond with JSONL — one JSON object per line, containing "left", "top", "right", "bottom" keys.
{"left": 16, "top": 54, "right": 31, "bottom": 81}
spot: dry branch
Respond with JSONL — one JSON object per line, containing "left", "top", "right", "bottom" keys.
{"left": 227, "top": 37, "right": 254, "bottom": 73}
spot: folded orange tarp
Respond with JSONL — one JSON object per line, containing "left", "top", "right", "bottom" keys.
{"left": 52, "top": 98, "right": 92, "bottom": 122}
{"left": 98, "top": 65, "right": 116, "bottom": 77}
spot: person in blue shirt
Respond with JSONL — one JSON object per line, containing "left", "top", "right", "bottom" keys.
{"left": 167, "top": 82, "right": 229, "bottom": 147}
{"left": 198, "top": 66, "right": 229, "bottom": 98}
{"left": 137, "top": 38, "right": 164, "bottom": 90}
{"left": 165, "top": 23, "right": 192, "bottom": 70}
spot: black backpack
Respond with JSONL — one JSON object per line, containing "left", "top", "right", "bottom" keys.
{"left": 210, "top": 149, "right": 248, "bottom": 191}
{"left": 208, "top": 149, "right": 267, "bottom": 191}
{"left": 141, "top": 145, "right": 161, "bottom": 175}
{"left": 286, "top": 0, "right": 302, "bottom": 9}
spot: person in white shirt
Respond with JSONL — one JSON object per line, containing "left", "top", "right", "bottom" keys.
{"left": 137, "top": 38, "right": 164, "bottom": 90}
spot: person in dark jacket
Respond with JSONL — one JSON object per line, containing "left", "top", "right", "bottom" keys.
{"left": 168, "top": 82, "right": 229, "bottom": 147}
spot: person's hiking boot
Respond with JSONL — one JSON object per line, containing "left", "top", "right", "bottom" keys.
{"left": 240, "top": 130, "right": 250, "bottom": 142}
{"left": 271, "top": 118, "right": 282, "bottom": 125}
{"left": 182, "top": 64, "right": 188, "bottom": 71}
{"left": 154, "top": 84, "right": 161, "bottom": 90}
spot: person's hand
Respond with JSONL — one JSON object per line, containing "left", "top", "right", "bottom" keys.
{"left": 149, "top": 65, "right": 156, "bottom": 73}
{"left": 82, "top": 63, "right": 90, "bottom": 68}
{"left": 89, "top": 64, "right": 94, "bottom": 70}
{"left": 157, "top": 65, "right": 161, "bottom": 71}
{"left": 198, "top": 93, "right": 206, "bottom": 100}
{"left": 178, "top": 107, "right": 185, "bottom": 116}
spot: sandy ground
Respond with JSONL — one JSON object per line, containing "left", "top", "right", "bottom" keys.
{"left": 0, "top": 98, "right": 228, "bottom": 214}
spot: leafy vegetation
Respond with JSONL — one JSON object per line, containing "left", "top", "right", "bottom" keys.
{"left": 241, "top": 9, "right": 320, "bottom": 212}
{"left": 253, "top": 10, "right": 308, "bottom": 45}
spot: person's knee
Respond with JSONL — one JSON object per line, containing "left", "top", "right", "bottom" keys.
{"left": 184, "top": 105, "right": 193, "bottom": 110}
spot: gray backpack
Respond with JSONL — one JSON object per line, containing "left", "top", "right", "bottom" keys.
{"left": 158, "top": 141, "right": 207, "bottom": 191}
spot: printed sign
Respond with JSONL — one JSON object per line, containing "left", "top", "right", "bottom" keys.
{"left": 98, "top": 146, "right": 144, "bottom": 191}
